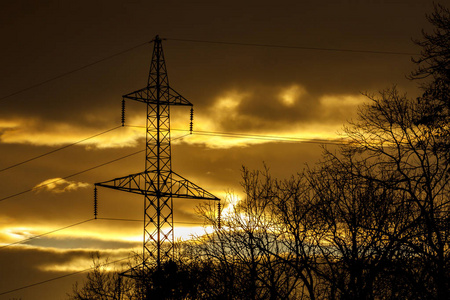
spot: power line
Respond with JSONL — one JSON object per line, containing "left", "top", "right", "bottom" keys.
{"left": 167, "top": 37, "right": 419, "bottom": 56}
{"left": 0, "top": 218, "right": 94, "bottom": 250}
{"left": 0, "top": 37, "right": 418, "bottom": 106}
{"left": 0, "top": 126, "right": 122, "bottom": 173}
{"left": 97, "top": 217, "right": 204, "bottom": 225}
{"left": 0, "top": 41, "right": 150, "bottom": 103}
{"left": 190, "top": 129, "right": 346, "bottom": 145}
{"left": 0, "top": 254, "right": 138, "bottom": 296}
{"left": 0, "top": 124, "right": 343, "bottom": 204}
{"left": 127, "top": 125, "right": 347, "bottom": 145}
{"left": 0, "top": 217, "right": 204, "bottom": 295}
{"left": 0, "top": 134, "right": 190, "bottom": 203}
{"left": 0, "top": 149, "right": 144, "bottom": 203}
{"left": 0, "top": 124, "right": 342, "bottom": 191}
{"left": 0, "top": 216, "right": 204, "bottom": 251}
{"left": 175, "top": 221, "right": 206, "bottom": 225}
{"left": 97, "top": 217, "right": 142, "bottom": 222}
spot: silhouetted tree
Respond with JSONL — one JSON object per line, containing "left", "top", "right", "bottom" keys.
{"left": 342, "top": 87, "right": 449, "bottom": 299}
{"left": 307, "top": 149, "right": 416, "bottom": 299}
{"left": 410, "top": 3, "right": 449, "bottom": 162}
{"left": 142, "top": 260, "right": 201, "bottom": 300}
{"left": 67, "top": 251, "right": 213, "bottom": 300}
{"left": 410, "top": 3, "right": 450, "bottom": 109}
{"left": 252, "top": 168, "right": 319, "bottom": 299}
{"left": 68, "top": 253, "right": 137, "bottom": 300}
{"left": 196, "top": 172, "right": 303, "bottom": 300}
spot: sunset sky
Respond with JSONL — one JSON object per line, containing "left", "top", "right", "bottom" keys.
{"left": 0, "top": 1, "right": 437, "bottom": 299}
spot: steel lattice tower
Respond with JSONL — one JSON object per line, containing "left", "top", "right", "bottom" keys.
{"left": 95, "top": 36, "right": 219, "bottom": 278}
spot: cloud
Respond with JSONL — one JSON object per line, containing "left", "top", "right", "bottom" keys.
{"left": 32, "top": 178, "right": 90, "bottom": 194}
{"left": 0, "top": 117, "right": 145, "bottom": 148}
{"left": 0, "top": 85, "right": 365, "bottom": 150}
{"left": 179, "top": 84, "right": 365, "bottom": 148}
{"left": 0, "top": 246, "right": 133, "bottom": 298}
{"left": 279, "top": 84, "right": 307, "bottom": 107}
{"left": 198, "top": 84, "right": 365, "bottom": 131}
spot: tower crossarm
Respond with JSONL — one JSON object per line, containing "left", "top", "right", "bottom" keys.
{"left": 171, "top": 171, "right": 220, "bottom": 200}
{"left": 95, "top": 170, "right": 219, "bottom": 201}
{"left": 167, "top": 87, "right": 192, "bottom": 106}
{"left": 122, "top": 86, "right": 192, "bottom": 106}
{"left": 95, "top": 171, "right": 153, "bottom": 195}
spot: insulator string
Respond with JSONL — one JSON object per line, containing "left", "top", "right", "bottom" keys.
{"left": 217, "top": 201, "right": 221, "bottom": 229}
{"left": 121, "top": 98, "right": 126, "bottom": 126}
{"left": 94, "top": 186, "right": 98, "bottom": 219}
{"left": 189, "top": 107, "right": 194, "bottom": 134}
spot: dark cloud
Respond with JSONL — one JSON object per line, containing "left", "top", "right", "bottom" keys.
{"left": 204, "top": 84, "right": 368, "bottom": 132}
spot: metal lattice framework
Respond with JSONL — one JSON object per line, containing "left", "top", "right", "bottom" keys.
{"left": 95, "top": 36, "right": 219, "bottom": 276}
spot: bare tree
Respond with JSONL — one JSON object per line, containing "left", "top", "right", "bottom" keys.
{"left": 196, "top": 167, "right": 305, "bottom": 299}
{"left": 258, "top": 169, "right": 320, "bottom": 299}
{"left": 307, "top": 149, "right": 416, "bottom": 299}
{"left": 68, "top": 253, "right": 137, "bottom": 300}
{"left": 67, "top": 249, "right": 214, "bottom": 300}
{"left": 409, "top": 3, "right": 449, "bottom": 164}
{"left": 342, "top": 87, "right": 449, "bottom": 299}
{"left": 410, "top": 3, "right": 450, "bottom": 111}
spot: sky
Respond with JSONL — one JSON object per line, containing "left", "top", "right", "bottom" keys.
{"left": 0, "top": 0, "right": 438, "bottom": 299}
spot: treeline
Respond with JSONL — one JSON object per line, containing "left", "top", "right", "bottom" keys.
{"left": 68, "top": 4, "right": 449, "bottom": 300}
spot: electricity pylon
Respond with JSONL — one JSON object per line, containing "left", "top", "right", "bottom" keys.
{"left": 94, "top": 36, "right": 219, "bottom": 278}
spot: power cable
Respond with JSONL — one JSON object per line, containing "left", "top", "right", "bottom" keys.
{"left": 0, "top": 216, "right": 205, "bottom": 295}
{"left": 0, "top": 126, "right": 122, "bottom": 173}
{"left": 0, "top": 149, "right": 144, "bottom": 203}
{"left": 0, "top": 218, "right": 94, "bottom": 250}
{"left": 97, "top": 217, "right": 142, "bottom": 222}
{"left": 97, "top": 217, "right": 204, "bottom": 225}
{"left": 0, "top": 41, "right": 150, "bottom": 103}
{"left": 126, "top": 125, "right": 347, "bottom": 145}
{"left": 0, "top": 37, "right": 418, "bottom": 106}
{"left": 0, "top": 133, "right": 190, "bottom": 203}
{"left": 0, "top": 216, "right": 206, "bottom": 252}
{"left": 0, "top": 124, "right": 343, "bottom": 204}
{"left": 189, "top": 129, "right": 346, "bottom": 145}
{"left": 167, "top": 37, "right": 419, "bottom": 56}
{"left": 175, "top": 221, "right": 206, "bottom": 225}
{"left": 0, "top": 254, "right": 139, "bottom": 296}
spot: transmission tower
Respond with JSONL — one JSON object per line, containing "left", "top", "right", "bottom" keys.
{"left": 94, "top": 35, "right": 219, "bottom": 279}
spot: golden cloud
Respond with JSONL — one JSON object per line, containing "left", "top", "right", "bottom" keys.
{"left": 32, "top": 178, "right": 90, "bottom": 194}
{"left": 0, "top": 87, "right": 364, "bottom": 150}
{"left": 278, "top": 84, "right": 307, "bottom": 107}
{"left": 0, "top": 117, "right": 143, "bottom": 148}
{"left": 320, "top": 94, "right": 367, "bottom": 107}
